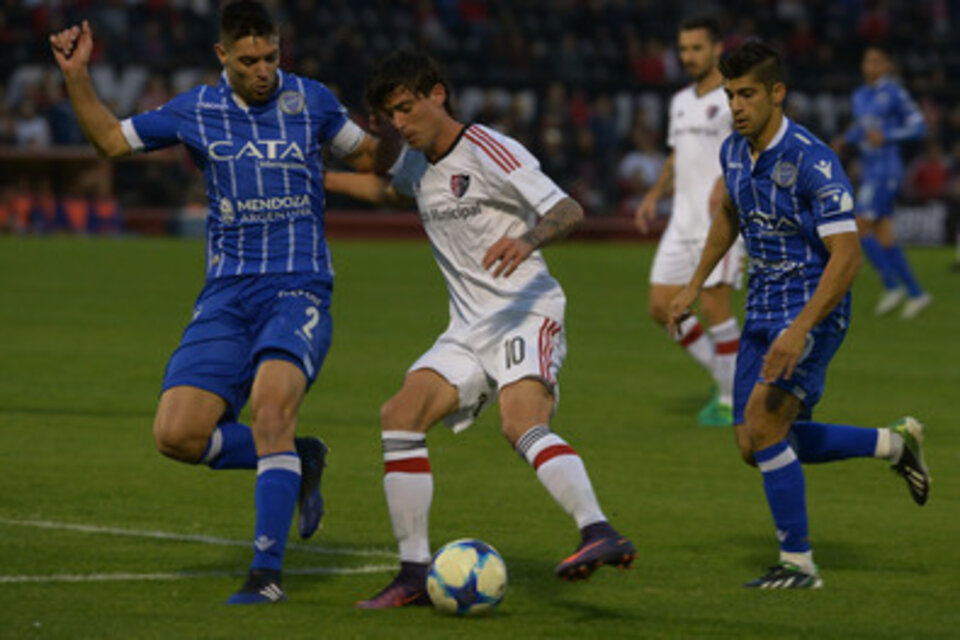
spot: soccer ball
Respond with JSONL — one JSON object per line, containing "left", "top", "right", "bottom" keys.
{"left": 427, "top": 538, "right": 508, "bottom": 616}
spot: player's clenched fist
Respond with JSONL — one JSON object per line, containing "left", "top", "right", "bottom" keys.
{"left": 50, "top": 20, "right": 94, "bottom": 74}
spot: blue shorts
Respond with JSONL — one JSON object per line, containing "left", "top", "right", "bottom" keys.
{"left": 856, "top": 177, "right": 900, "bottom": 221}
{"left": 162, "top": 273, "right": 333, "bottom": 418}
{"left": 733, "top": 319, "right": 847, "bottom": 424}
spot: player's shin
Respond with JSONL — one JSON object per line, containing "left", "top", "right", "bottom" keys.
{"left": 755, "top": 439, "right": 815, "bottom": 574}
{"left": 251, "top": 453, "right": 301, "bottom": 571}
{"left": 674, "top": 316, "right": 715, "bottom": 373}
{"left": 515, "top": 425, "right": 605, "bottom": 529}
{"left": 709, "top": 318, "right": 740, "bottom": 405}
{"left": 382, "top": 431, "right": 433, "bottom": 563}
{"left": 860, "top": 235, "right": 899, "bottom": 291}
{"left": 789, "top": 421, "right": 885, "bottom": 463}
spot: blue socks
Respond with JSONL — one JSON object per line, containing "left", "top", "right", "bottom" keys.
{"left": 251, "top": 453, "right": 301, "bottom": 571}
{"left": 884, "top": 245, "right": 924, "bottom": 297}
{"left": 755, "top": 440, "right": 809, "bottom": 554}
{"left": 861, "top": 235, "right": 899, "bottom": 290}
{"left": 789, "top": 421, "right": 878, "bottom": 463}
{"left": 201, "top": 422, "right": 257, "bottom": 469}
{"left": 861, "top": 235, "right": 925, "bottom": 297}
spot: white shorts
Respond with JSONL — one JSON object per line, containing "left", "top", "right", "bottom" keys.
{"left": 650, "top": 229, "right": 744, "bottom": 289}
{"left": 409, "top": 312, "right": 566, "bottom": 433}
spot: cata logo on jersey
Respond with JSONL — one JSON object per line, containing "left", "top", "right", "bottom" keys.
{"left": 450, "top": 174, "right": 471, "bottom": 198}
{"left": 208, "top": 139, "right": 305, "bottom": 162}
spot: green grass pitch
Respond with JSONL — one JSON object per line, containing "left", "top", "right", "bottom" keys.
{"left": 0, "top": 236, "right": 956, "bottom": 639}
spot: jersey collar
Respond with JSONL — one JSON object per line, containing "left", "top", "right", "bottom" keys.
{"left": 761, "top": 115, "right": 790, "bottom": 153}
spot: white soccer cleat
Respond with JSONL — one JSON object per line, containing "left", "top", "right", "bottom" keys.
{"left": 874, "top": 288, "right": 906, "bottom": 316}
{"left": 900, "top": 293, "right": 932, "bottom": 319}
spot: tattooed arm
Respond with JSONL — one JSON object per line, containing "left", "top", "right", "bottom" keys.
{"left": 482, "top": 196, "right": 584, "bottom": 278}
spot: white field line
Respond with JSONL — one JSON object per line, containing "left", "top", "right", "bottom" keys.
{"left": 0, "top": 565, "right": 396, "bottom": 584}
{"left": 0, "top": 517, "right": 396, "bottom": 558}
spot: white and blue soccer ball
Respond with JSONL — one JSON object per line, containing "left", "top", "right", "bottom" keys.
{"left": 427, "top": 538, "right": 508, "bottom": 616}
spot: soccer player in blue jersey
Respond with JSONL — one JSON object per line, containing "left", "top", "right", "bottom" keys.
{"left": 50, "top": 1, "right": 383, "bottom": 604}
{"left": 835, "top": 44, "right": 930, "bottom": 318}
{"left": 669, "top": 42, "right": 931, "bottom": 589}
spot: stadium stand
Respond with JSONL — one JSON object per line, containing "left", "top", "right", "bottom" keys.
{"left": 1, "top": 1, "right": 958, "bottom": 241}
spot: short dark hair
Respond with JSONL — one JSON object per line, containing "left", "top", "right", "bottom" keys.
{"left": 679, "top": 16, "right": 721, "bottom": 43}
{"left": 366, "top": 49, "right": 453, "bottom": 115}
{"left": 220, "top": 0, "right": 276, "bottom": 45}
{"left": 718, "top": 40, "right": 784, "bottom": 89}
{"left": 863, "top": 42, "right": 892, "bottom": 60}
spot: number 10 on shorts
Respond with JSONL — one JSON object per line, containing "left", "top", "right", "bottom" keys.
{"left": 505, "top": 337, "right": 525, "bottom": 369}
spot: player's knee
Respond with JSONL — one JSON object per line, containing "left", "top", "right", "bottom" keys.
{"left": 152, "top": 413, "right": 207, "bottom": 463}
{"left": 380, "top": 397, "right": 420, "bottom": 432}
{"left": 737, "top": 441, "right": 757, "bottom": 466}
{"left": 250, "top": 401, "right": 296, "bottom": 434}
{"left": 647, "top": 298, "right": 668, "bottom": 325}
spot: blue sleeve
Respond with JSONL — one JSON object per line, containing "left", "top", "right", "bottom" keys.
{"left": 885, "top": 86, "right": 926, "bottom": 143}
{"left": 390, "top": 147, "right": 426, "bottom": 200}
{"left": 308, "top": 82, "right": 349, "bottom": 144}
{"left": 798, "top": 146, "right": 856, "bottom": 230}
{"left": 128, "top": 90, "right": 197, "bottom": 151}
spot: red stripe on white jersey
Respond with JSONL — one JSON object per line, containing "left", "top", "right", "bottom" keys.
{"left": 384, "top": 458, "right": 431, "bottom": 474}
{"left": 469, "top": 125, "right": 521, "bottom": 170}
{"left": 466, "top": 125, "right": 520, "bottom": 172}
{"left": 533, "top": 444, "right": 577, "bottom": 470}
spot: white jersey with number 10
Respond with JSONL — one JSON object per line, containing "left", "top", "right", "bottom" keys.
{"left": 391, "top": 123, "right": 568, "bottom": 327}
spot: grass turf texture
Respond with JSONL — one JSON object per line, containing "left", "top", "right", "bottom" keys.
{"left": 0, "top": 236, "right": 956, "bottom": 639}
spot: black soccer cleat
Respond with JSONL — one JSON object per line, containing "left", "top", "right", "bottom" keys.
{"left": 355, "top": 563, "right": 430, "bottom": 609}
{"left": 744, "top": 562, "right": 822, "bottom": 589}
{"left": 227, "top": 569, "right": 287, "bottom": 604}
{"left": 555, "top": 534, "right": 637, "bottom": 581}
{"left": 295, "top": 436, "right": 329, "bottom": 539}
{"left": 890, "top": 417, "right": 930, "bottom": 506}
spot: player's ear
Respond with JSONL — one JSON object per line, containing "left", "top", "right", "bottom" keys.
{"left": 214, "top": 42, "right": 228, "bottom": 66}
{"left": 771, "top": 82, "right": 787, "bottom": 107}
{"left": 429, "top": 82, "right": 447, "bottom": 107}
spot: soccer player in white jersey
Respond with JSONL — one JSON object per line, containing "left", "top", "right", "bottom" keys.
{"left": 324, "top": 50, "right": 636, "bottom": 608}
{"left": 634, "top": 17, "right": 744, "bottom": 427}
{"left": 50, "top": 1, "right": 386, "bottom": 603}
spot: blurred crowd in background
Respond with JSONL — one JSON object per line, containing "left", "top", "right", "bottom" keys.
{"left": 1, "top": 0, "right": 959, "bottom": 234}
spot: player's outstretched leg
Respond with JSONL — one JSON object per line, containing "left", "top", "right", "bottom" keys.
{"left": 890, "top": 417, "right": 930, "bottom": 505}
{"left": 355, "top": 561, "right": 431, "bottom": 609}
{"left": 554, "top": 521, "right": 637, "bottom": 581}
{"left": 227, "top": 568, "right": 287, "bottom": 604}
{"left": 294, "top": 436, "right": 329, "bottom": 539}
{"left": 512, "top": 425, "right": 636, "bottom": 580}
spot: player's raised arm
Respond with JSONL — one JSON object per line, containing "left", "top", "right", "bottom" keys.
{"left": 634, "top": 152, "right": 675, "bottom": 233}
{"left": 483, "top": 196, "right": 584, "bottom": 278}
{"left": 667, "top": 184, "right": 738, "bottom": 335}
{"left": 49, "top": 21, "right": 131, "bottom": 158}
